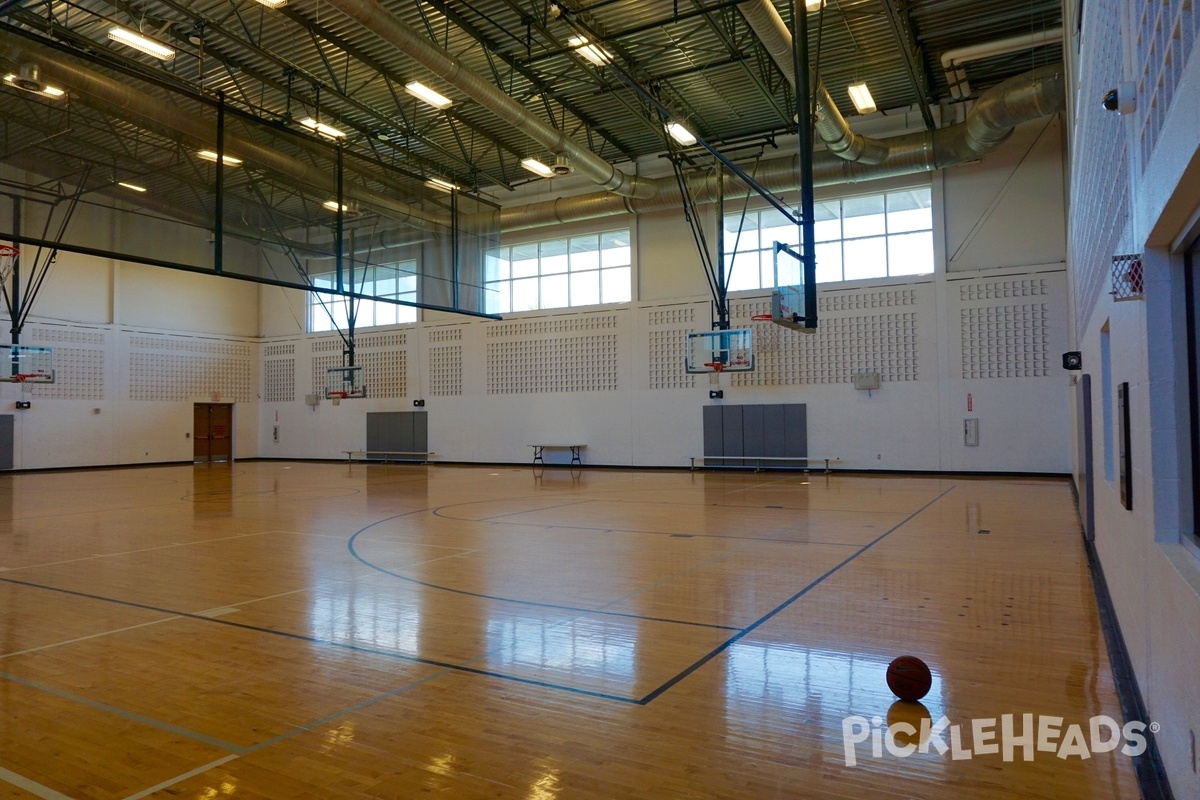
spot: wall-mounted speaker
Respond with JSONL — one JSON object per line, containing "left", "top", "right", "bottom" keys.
{"left": 1062, "top": 351, "right": 1083, "bottom": 370}
{"left": 709, "top": 390, "right": 723, "bottom": 399}
{"left": 413, "top": 399, "right": 425, "bottom": 407}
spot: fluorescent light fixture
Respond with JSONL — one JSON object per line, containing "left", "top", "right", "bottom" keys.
{"left": 3, "top": 74, "right": 66, "bottom": 99}
{"left": 805, "top": 0, "right": 824, "bottom": 11}
{"left": 197, "top": 149, "right": 243, "bottom": 166}
{"left": 254, "top": 0, "right": 288, "bottom": 7}
{"left": 322, "top": 200, "right": 348, "bottom": 212}
{"left": 108, "top": 27, "right": 175, "bottom": 61}
{"left": 520, "top": 158, "right": 555, "bottom": 178}
{"left": 404, "top": 81, "right": 452, "bottom": 110}
{"left": 847, "top": 82, "right": 876, "bottom": 114}
{"left": 424, "top": 177, "right": 459, "bottom": 193}
{"left": 568, "top": 36, "right": 612, "bottom": 67}
{"left": 299, "top": 117, "right": 347, "bottom": 139}
{"left": 118, "top": 181, "right": 147, "bottom": 192}
{"left": 666, "top": 122, "right": 697, "bottom": 146}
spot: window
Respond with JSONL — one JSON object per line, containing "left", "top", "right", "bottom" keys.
{"left": 723, "top": 187, "right": 934, "bottom": 290}
{"left": 308, "top": 263, "right": 418, "bottom": 333}
{"left": 485, "top": 230, "right": 632, "bottom": 314}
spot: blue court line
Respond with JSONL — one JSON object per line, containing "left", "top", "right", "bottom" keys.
{"left": 635, "top": 485, "right": 956, "bottom": 705}
{"left": 0, "top": 575, "right": 640, "bottom": 705}
{"left": 347, "top": 510, "right": 742, "bottom": 631}
{"left": 0, "top": 669, "right": 249, "bottom": 754}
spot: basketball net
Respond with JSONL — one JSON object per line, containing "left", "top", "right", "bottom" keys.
{"left": 704, "top": 362, "right": 724, "bottom": 386}
{"left": 0, "top": 244, "right": 17, "bottom": 287}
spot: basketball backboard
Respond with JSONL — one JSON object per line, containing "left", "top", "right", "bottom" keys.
{"left": 771, "top": 242, "right": 815, "bottom": 332}
{"left": 685, "top": 328, "right": 754, "bottom": 374}
{"left": 1, "top": 345, "right": 55, "bottom": 383}
{"left": 326, "top": 365, "right": 366, "bottom": 399}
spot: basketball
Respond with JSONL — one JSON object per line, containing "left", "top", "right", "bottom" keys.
{"left": 886, "top": 655, "right": 932, "bottom": 702}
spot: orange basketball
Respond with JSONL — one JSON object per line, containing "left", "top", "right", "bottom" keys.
{"left": 886, "top": 655, "right": 932, "bottom": 702}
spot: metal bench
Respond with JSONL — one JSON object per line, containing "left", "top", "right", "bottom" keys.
{"left": 344, "top": 450, "right": 435, "bottom": 464}
{"left": 688, "top": 455, "right": 841, "bottom": 473}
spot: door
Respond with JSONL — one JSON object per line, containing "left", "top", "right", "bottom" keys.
{"left": 1076, "top": 374, "right": 1094, "bottom": 540}
{"left": 194, "top": 403, "right": 234, "bottom": 462}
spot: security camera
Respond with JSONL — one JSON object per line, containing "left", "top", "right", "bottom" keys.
{"left": 1102, "top": 82, "right": 1137, "bottom": 115}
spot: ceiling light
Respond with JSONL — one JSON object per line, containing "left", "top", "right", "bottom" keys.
{"left": 666, "top": 122, "right": 697, "bottom": 146}
{"left": 568, "top": 36, "right": 612, "bottom": 67}
{"left": 424, "top": 177, "right": 459, "bottom": 193}
{"left": 118, "top": 181, "right": 147, "bottom": 192}
{"left": 520, "top": 158, "right": 555, "bottom": 178}
{"left": 805, "top": 0, "right": 824, "bottom": 11}
{"left": 322, "top": 200, "right": 348, "bottom": 212}
{"left": 847, "top": 82, "right": 876, "bottom": 114}
{"left": 405, "top": 81, "right": 452, "bottom": 110}
{"left": 253, "top": 0, "right": 288, "bottom": 7}
{"left": 299, "top": 117, "right": 347, "bottom": 139}
{"left": 3, "top": 73, "right": 65, "bottom": 100}
{"left": 108, "top": 27, "right": 176, "bottom": 61}
{"left": 197, "top": 149, "right": 243, "bottom": 166}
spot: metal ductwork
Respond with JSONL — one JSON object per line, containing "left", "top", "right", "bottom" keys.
{"left": 942, "top": 28, "right": 1064, "bottom": 101}
{"left": 738, "top": 0, "right": 888, "bottom": 164}
{"left": 0, "top": 32, "right": 440, "bottom": 228}
{"left": 323, "top": 0, "right": 658, "bottom": 201}
{"left": 499, "top": 65, "right": 1066, "bottom": 231}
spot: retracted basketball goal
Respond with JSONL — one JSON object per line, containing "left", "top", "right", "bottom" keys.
{"left": 325, "top": 365, "right": 365, "bottom": 400}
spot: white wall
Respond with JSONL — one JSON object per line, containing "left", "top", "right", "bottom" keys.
{"left": 1067, "top": 1, "right": 1200, "bottom": 797}
{"left": 1, "top": 100, "right": 1072, "bottom": 480}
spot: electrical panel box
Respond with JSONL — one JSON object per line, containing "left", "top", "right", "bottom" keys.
{"left": 964, "top": 418, "right": 980, "bottom": 446}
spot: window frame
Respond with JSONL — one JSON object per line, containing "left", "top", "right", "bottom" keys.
{"left": 722, "top": 185, "right": 935, "bottom": 291}
{"left": 307, "top": 262, "right": 419, "bottom": 333}
{"left": 484, "top": 229, "right": 633, "bottom": 314}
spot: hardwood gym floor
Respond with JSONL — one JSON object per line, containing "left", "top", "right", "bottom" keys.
{"left": 0, "top": 462, "right": 1140, "bottom": 799}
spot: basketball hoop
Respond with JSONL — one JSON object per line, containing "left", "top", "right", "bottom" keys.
{"left": 328, "top": 391, "right": 348, "bottom": 399}
{"left": 0, "top": 244, "right": 18, "bottom": 285}
{"left": 750, "top": 314, "right": 772, "bottom": 322}
{"left": 703, "top": 362, "right": 726, "bottom": 374}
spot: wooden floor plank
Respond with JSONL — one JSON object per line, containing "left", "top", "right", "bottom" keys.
{"left": 0, "top": 463, "right": 1139, "bottom": 798}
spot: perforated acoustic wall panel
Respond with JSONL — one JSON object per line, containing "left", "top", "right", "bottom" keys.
{"left": 263, "top": 359, "right": 295, "bottom": 403}
{"left": 428, "top": 327, "right": 463, "bottom": 397}
{"left": 486, "top": 314, "right": 620, "bottom": 394}
{"left": 27, "top": 325, "right": 107, "bottom": 400}
{"left": 307, "top": 333, "right": 407, "bottom": 398}
{"left": 357, "top": 349, "right": 405, "bottom": 398}
{"left": 646, "top": 305, "right": 698, "bottom": 390}
{"left": 262, "top": 343, "right": 296, "bottom": 403}
{"left": 955, "top": 275, "right": 1055, "bottom": 380}
{"left": 127, "top": 334, "right": 253, "bottom": 402}
{"left": 729, "top": 287, "right": 925, "bottom": 386}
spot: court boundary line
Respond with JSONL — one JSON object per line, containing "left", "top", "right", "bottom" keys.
{"left": 0, "top": 574, "right": 643, "bottom": 705}
{"left": 0, "top": 764, "right": 78, "bottom": 800}
{"left": 347, "top": 510, "right": 743, "bottom": 631}
{"left": 636, "top": 485, "right": 956, "bottom": 704}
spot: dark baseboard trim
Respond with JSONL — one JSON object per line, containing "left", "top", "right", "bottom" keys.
{"left": 1084, "top": 536, "right": 1175, "bottom": 800}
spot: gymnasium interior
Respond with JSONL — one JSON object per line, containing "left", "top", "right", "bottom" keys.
{"left": 0, "top": 0, "right": 1197, "bottom": 797}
